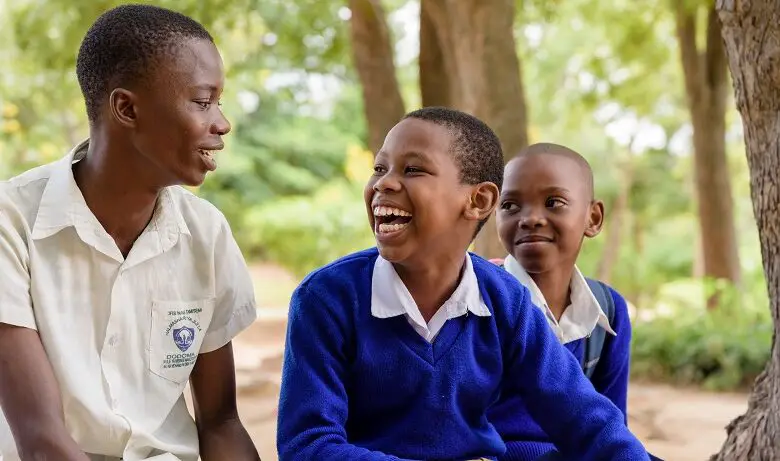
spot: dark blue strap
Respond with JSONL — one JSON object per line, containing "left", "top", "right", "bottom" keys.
{"left": 582, "top": 278, "right": 615, "bottom": 379}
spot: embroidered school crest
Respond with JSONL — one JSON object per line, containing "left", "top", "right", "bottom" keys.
{"left": 173, "top": 326, "right": 195, "bottom": 352}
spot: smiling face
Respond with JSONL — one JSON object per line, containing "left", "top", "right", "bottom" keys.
{"left": 364, "top": 118, "right": 478, "bottom": 265}
{"left": 125, "top": 38, "right": 231, "bottom": 187}
{"left": 496, "top": 153, "right": 603, "bottom": 274}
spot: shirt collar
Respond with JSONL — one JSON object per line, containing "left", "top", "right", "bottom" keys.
{"left": 31, "top": 139, "right": 191, "bottom": 260}
{"left": 504, "top": 255, "right": 616, "bottom": 343}
{"left": 371, "top": 253, "right": 491, "bottom": 322}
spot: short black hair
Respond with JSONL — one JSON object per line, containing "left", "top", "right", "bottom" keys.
{"left": 403, "top": 107, "right": 504, "bottom": 234}
{"left": 513, "top": 142, "right": 594, "bottom": 199}
{"left": 76, "top": 4, "right": 213, "bottom": 123}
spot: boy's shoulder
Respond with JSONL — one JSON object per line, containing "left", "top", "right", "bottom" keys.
{"left": 299, "top": 247, "right": 380, "bottom": 289}
{"left": 585, "top": 278, "right": 628, "bottom": 306}
{"left": 582, "top": 278, "right": 631, "bottom": 333}
{"left": 1, "top": 158, "right": 61, "bottom": 229}
{"left": 469, "top": 252, "right": 532, "bottom": 316}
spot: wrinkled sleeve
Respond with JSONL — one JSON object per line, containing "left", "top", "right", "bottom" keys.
{"left": 0, "top": 205, "right": 35, "bottom": 330}
{"left": 277, "top": 283, "right": 409, "bottom": 461}
{"left": 200, "top": 214, "right": 257, "bottom": 353}
{"left": 502, "top": 283, "right": 649, "bottom": 460}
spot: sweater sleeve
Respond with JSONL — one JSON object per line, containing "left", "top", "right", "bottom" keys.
{"left": 589, "top": 289, "right": 631, "bottom": 423}
{"left": 276, "top": 282, "right": 413, "bottom": 461}
{"left": 501, "top": 282, "right": 649, "bottom": 460}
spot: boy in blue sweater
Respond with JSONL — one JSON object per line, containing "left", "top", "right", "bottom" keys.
{"left": 488, "top": 142, "right": 634, "bottom": 461}
{"left": 276, "top": 108, "right": 650, "bottom": 460}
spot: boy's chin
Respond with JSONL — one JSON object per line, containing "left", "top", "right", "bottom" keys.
{"left": 376, "top": 244, "right": 411, "bottom": 263}
{"left": 513, "top": 255, "right": 550, "bottom": 275}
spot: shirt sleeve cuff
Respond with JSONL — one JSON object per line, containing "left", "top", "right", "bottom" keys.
{"left": 199, "top": 301, "right": 257, "bottom": 353}
{"left": 0, "top": 309, "right": 37, "bottom": 331}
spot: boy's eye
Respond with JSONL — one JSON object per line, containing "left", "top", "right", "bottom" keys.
{"left": 546, "top": 198, "right": 567, "bottom": 208}
{"left": 195, "top": 101, "right": 211, "bottom": 110}
{"left": 500, "top": 202, "right": 519, "bottom": 211}
{"left": 373, "top": 165, "right": 387, "bottom": 174}
{"left": 405, "top": 166, "right": 424, "bottom": 174}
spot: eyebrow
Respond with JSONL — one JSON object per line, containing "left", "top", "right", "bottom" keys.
{"left": 191, "top": 84, "right": 220, "bottom": 92}
{"left": 541, "top": 186, "right": 572, "bottom": 194}
{"left": 501, "top": 186, "right": 572, "bottom": 196}
{"left": 375, "top": 150, "right": 432, "bottom": 163}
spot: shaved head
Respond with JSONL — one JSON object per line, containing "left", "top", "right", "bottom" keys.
{"left": 508, "top": 142, "right": 594, "bottom": 199}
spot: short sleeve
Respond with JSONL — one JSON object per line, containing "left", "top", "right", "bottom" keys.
{"left": 200, "top": 214, "right": 257, "bottom": 353}
{"left": 0, "top": 203, "right": 35, "bottom": 330}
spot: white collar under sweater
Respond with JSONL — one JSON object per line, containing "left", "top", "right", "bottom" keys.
{"left": 371, "top": 254, "right": 491, "bottom": 343}
{"left": 503, "top": 255, "right": 616, "bottom": 344}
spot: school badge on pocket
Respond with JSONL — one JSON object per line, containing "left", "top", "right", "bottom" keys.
{"left": 172, "top": 326, "right": 195, "bottom": 352}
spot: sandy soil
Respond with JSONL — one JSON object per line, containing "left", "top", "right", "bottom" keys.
{"left": 222, "top": 309, "right": 749, "bottom": 461}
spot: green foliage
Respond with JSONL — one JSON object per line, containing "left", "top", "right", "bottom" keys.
{"left": 197, "top": 87, "right": 363, "bottom": 252}
{"left": 245, "top": 0, "right": 352, "bottom": 76}
{"left": 243, "top": 179, "right": 375, "bottom": 277}
{"left": 630, "top": 275, "right": 771, "bottom": 391}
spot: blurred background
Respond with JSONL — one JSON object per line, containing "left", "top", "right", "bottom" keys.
{"left": 0, "top": 0, "right": 764, "bottom": 459}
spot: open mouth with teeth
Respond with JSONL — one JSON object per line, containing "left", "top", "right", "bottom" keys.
{"left": 373, "top": 206, "right": 413, "bottom": 234}
{"left": 199, "top": 149, "right": 217, "bottom": 170}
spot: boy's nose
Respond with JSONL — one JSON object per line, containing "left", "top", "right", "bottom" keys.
{"left": 519, "top": 212, "right": 546, "bottom": 229}
{"left": 373, "top": 173, "right": 402, "bottom": 192}
{"left": 212, "top": 111, "right": 231, "bottom": 136}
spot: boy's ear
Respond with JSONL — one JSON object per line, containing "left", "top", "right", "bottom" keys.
{"left": 109, "top": 88, "right": 138, "bottom": 128}
{"left": 465, "top": 182, "right": 500, "bottom": 222}
{"left": 585, "top": 200, "right": 605, "bottom": 238}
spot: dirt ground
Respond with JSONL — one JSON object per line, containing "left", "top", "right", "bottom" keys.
{"left": 224, "top": 308, "right": 749, "bottom": 461}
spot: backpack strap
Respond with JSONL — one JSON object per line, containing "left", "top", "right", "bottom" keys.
{"left": 582, "top": 278, "right": 616, "bottom": 379}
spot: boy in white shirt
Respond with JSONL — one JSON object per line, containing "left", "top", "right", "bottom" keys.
{"left": 0, "top": 5, "right": 259, "bottom": 460}
{"left": 488, "top": 142, "right": 634, "bottom": 461}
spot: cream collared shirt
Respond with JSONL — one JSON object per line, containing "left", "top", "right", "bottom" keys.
{"left": 0, "top": 141, "right": 257, "bottom": 461}
{"left": 503, "top": 256, "right": 616, "bottom": 344}
{"left": 371, "top": 254, "right": 491, "bottom": 342}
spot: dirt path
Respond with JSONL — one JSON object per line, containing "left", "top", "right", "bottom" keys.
{"left": 229, "top": 310, "right": 748, "bottom": 461}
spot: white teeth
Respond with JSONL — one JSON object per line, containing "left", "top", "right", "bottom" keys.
{"left": 378, "top": 222, "right": 409, "bottom": 233}
{"left": 372, "top": 206, "right": 412, "bottom": 217}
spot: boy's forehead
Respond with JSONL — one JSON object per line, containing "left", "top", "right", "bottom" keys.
{"left": 504, "top": 153, "right": 590, "bottom": 191}
{"left": 380, "top": 118, "right": 452, "bottom": 158}
{"left": 151, "top": 39, "right": 224, "bottom": 87}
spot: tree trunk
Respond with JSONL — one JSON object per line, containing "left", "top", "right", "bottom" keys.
{"left": 419, "top": 0, "right": 451, "bottom": 108}
{"left": 349, "top": 0, "right": 406, "bottom": 153}
{"left": 422, "top": 0, "right": 529, "bottom": 259}
{"left": 675, "top": 5, "right": 742, "bottom": 306}
{"left": 713, "top": 1, "right": 780, "bottom": 459}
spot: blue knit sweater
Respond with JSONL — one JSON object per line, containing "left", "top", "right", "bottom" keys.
{"left": 276, "top": 248, "right": 648, "bottom": 460}
{"left": 489, "top": 286, "right": 633, "bottom": 461}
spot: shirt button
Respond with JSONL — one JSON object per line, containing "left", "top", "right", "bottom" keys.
{"left": 108, "top": 335, "right": 119, "bottom": 346}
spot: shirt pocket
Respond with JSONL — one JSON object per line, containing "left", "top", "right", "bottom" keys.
{"left": 149, "top": 298, "right": 216, "bottom": 385}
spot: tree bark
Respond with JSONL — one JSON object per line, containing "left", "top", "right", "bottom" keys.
{"left": 713, "top": 1, "right": 780, "bottom": 459}
{"left": 422, "top": 0, "right": 529, "bottom": 259}
{"left": 349, "top": 0, "right": 406, "bottom": 153}
{"left": 675, "top": 5, "right": 742, "bottom": 303}
{"left": 419, "top": 0, "right": 452, "bottom": 108}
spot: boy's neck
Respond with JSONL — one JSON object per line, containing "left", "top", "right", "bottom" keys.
{"left": 74, "top": 131, "right": 165, "bottom": 256}
{"left": 394, "top": 252, "right": 466, "bottom": 323}
{"left": 529, "top": 266, "right": 575, "bottom": 321}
